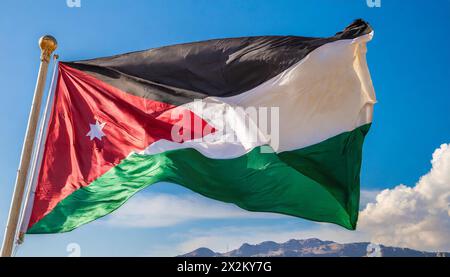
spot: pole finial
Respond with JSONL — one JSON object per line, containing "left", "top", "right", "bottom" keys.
{"left": 39, "top": 35, "right": 57, "bottom": 62}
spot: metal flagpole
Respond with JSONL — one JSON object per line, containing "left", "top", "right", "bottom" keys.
{"left": 1, "top": 35, "right": 57, "bottom": 257}
{"left": 17, "top": 54, "right": 59, "bottom": 248}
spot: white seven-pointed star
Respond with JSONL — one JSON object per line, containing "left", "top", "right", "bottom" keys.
{"left": 86, "top": 120, "right": 106, "bottom": 141}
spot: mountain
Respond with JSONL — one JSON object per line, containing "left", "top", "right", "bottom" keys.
{"left": 180, "top": 238, "right": 448, "bottom": 257}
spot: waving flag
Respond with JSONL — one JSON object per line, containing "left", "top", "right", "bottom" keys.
{"left": 24, "top": 19, "right": 376, "bottom": 233}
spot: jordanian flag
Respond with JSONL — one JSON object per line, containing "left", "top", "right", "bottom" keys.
{"left": 23, "top": 19, "right": 376, "bottom": 234}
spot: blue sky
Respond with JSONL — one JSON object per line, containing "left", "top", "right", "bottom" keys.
{"left": 0, "top": 0, "right": 449, "bottom": 256}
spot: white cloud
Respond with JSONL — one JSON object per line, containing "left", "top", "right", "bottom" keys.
{"left": 103, "top": 193, "right": 283, "bottom": 228}
{"left": 358, "top": 143, "right": 450, "bottom": 251}
{"left": 359, "top": 189, "right": 381, "bottom": 210}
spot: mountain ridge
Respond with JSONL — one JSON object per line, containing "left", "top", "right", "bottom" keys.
{"left": 179, "top": 238, "right": 448, "bottom": 257}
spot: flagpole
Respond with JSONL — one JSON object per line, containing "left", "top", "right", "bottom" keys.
{"left": 18, "top": 55, "right": 59, "bottom": 245}
{"left": 1, "top": 35, "right": 57, "bottom": 257}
